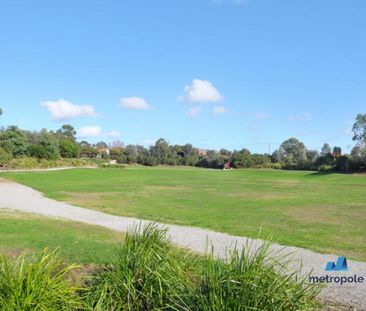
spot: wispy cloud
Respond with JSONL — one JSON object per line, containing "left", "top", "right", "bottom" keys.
{"left": 120, "top": 97, "right": 150, "bottom": 110}
{"left": 41, "top": 99, "right": 96, "bottom": 121}
{"left": 187, "top": 107, "right": 202, "bottom": 118}
{"left": 288, "top": 112, "right": 312, "bottom": 122}
{"left": 105, "top": 131, "right": 122, "bottom": 138}
{"left": 251, "top": 112, "right": 271, "bottom": 121}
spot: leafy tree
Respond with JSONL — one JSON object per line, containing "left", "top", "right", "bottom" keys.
{"left": 351, "top": 145, "right": 362, "bottom": 158}
{"left": 79, "top": 140, "right": 91, "bottom": 148}
{"left": 271, "top": 149, "right": 284, "bottom": 163}
{"left": 231, "top": 149, "right": 252, "bottom": 168}
{"left": 306, "top": 150, "right": 319, "bottom": 163}
{"left": 321, "top": 143, "right": 331, "bottom": 156}
{"left": 27, "top": 144, "right": 50, "bottom": 159}
{"left": 0, "top": 126, "right": 28, "bottom": 157}
{"left": 150, "top": 139, "right": 172, "bottom": 164}
{"left": 80, "top": 146, "right": 98, "bottom": 158}
{"left": 123, "top": 145, "right": 138, "bottom": 164}
{"left": 57, "top": 124, "right": 76, "bottom": 141}
{"left": 279, "top": 138, "right": 307, "bottom": 165}
{"left": 352, "top": 113, "right": 366, "bottom": 147}
{"left": 28, "top": 130, "right": 60, "bottom": 160}
{"left": 59, "top": 139, "right": 79, "bottom": 158}
{"left": 109, "top": 147, "right": 123, "bottom": 160}
{"left": 332, "top": 146, "right": 342, "bottom": 158}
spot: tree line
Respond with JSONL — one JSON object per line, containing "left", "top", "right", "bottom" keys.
{"left": 1, "top": 108, "right": 365, "bottom": 172}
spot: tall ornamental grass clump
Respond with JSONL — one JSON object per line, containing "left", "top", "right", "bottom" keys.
{"left": 85, "top": 224, "right": 320, "bottom": 311}
{"left": 195, "top": 243, "right": 319, "bottom": 310}
{"left": 85, "top": 224, "right": 194, "bottom": 311}
{"left": 0, "top": 250, "right": 85, "bottom": 311}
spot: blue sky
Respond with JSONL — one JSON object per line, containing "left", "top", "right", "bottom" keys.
{"left": 0, "top": 0, "right": 365, "bottom": 153}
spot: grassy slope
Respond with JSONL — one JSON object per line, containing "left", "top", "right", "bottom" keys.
{"left": 3, "top": 167, "right": 366, "bottom": 260}
{"left": 0, "top": 211, "right": 123, "bottom": 264}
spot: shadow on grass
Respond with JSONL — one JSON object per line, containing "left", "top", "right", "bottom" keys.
{"left": 305, "top": 171, "right": 354, "bottom": 177}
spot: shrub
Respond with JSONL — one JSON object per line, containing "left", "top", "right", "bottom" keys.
{"left": 318, "top": 164, "right": 334, "bottom": 172}
{"left": 0, "top": 147, "right": 12, "bottom": 166}
{"left": 0, "top": 250, "right": 85, "bottom": 310}
{"left": 8, "top": 157, "right": 95, "bottom": 169}
{"left": 59, "top": 139, "right": 80, "bottom": 158}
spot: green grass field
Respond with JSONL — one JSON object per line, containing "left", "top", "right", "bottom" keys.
{"left": 3, "top": 167, "right": 366, "bottom": 260}
{"left": 0, "top": 211, "right": 123, "bottom": 263}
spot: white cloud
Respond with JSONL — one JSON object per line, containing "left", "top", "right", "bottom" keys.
{"left": 41, "top": 99, "right": 96, "bottom": 121}
{"left": 77, "top": 126, "right": 102, "bottom": 138}
{"left": 187, "top": 107, "right": 202, "bottom": 118}
{"left": 183, "top": 79, "right": 223, "bottom": 103}
{"left": 106, "top": 131, "right": 121, "bottom": 138}
{"left": 213, "top": 106, "right": 227, "bottom": 115}
{"left": 120, "top": 97, "right": 150, "bottom": 110}
{"left": 251, "top": 112, "right": 271, "bottom": 120}
{"left": 288, "top": 112, "right": 312, "bottom": 121}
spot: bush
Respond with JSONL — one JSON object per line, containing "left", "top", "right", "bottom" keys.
{"left": 318, "top": 164, "right": 334, "bottom": 172}
{"left": 0, "top": 147, "right": 12, "bottom": 166}
{"left": 0, "top": 250, "right": 85, "bottom": 310}
{"left": 8, "top": 157, "right": 95, "bottom": 169}
{"left": 59, "top": 140, "right": 80, "bottom": 158}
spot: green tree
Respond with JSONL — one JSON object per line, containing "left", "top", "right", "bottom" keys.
{"left": 231, "top": 149, "right": 253, "bottom": 168}
{"left": 59, "top": 139, "right": 79, "bottom": 158}
{"left": 123, "top": 145, "right": 138, "bottom": 164}
{"left": 321, "top": 143, "right": 331, "bottom": 156}
{"left": 352, "top": 113, "right": 366, "bottom": 147}
{"left": 279, "top": 138, "right": 307, "bottom": 166}
{"left": 39, "top": 130, "right": 60, "bottom": 159}
{"left": 57, "top": 124, "right": 76, "bottom": 141}
{"left": 150, "top": 139, "right": 172, "bottom": 164}
{"left": 0, "top": 126, "right": 28, "bottom": 157}
{"left": 332, "top": 146, "right": 342, "bottom": 157}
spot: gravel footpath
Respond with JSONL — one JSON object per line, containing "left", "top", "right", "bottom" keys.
{"left": 0, "top": 177, "right": 365, "bottom": 310}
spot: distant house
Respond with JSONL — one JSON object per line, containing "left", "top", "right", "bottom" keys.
{"left": 198, "top": 149, "right": 208, "bottom": 157}
{"left": 97, "top": 148, "right": 110, "bottom": 159}
{"left": 223, "top": 161, "right": 232, "bottom": 170}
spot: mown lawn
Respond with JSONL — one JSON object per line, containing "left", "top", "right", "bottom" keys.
{"left": 0, "top": 211, "right": 123, "bottom": 264}
{"left": 3, "top": 167, "right": 366, "bottom": 260}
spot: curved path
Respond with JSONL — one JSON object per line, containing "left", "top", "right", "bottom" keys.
{"left": 0, "top": 178, "right": 365, "bottom": 310}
